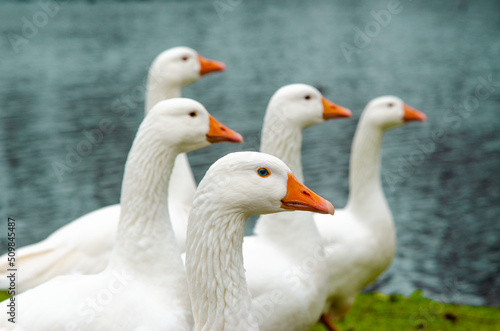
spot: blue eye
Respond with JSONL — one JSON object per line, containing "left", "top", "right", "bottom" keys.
{"left": 257, "top": 167, "right": 270, "bottom": 177}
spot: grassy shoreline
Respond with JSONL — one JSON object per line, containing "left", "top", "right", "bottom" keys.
{"left": 311, "top": 291, "right": 500, "bottom": 331}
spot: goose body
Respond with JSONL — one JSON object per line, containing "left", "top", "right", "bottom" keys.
{"left": 0, "top": 47, "right": 227, "bottom": 293}
{"left": 313, "top": 96, "right": 427, "bottom": 327}
{"left": 241, "top": 84, "right": 351, "bottom": 331}
{"left": 185, "top": 152, "right": 334, "bottom": 331}
{"left": 0, "top": 98, "right": 243, "bottom": 330}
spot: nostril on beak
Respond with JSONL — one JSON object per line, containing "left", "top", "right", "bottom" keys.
{"left": 220, "top": 127, "right": 226, "bottom": 132}
{"left": 302, "top": 190, "right": 311, "bottom": 197}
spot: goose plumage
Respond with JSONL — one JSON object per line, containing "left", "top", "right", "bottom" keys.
{"left": 185, "top": 151, "right": 334, "bottom": 331}
{"left": 313, "top": 96, "right": 427, "bottom": 329}
{"left": 0, "top": 47, "right": 227, "bottom": 293}
{"left": 241, "top": 84, "right": 351, "bottom": 331}
{"left": 0, "top": 98, "right": 242, "bottom": 330}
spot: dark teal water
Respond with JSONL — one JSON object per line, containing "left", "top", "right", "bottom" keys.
{"left": 0, "top": 0, "right": 499, "bottom": 306}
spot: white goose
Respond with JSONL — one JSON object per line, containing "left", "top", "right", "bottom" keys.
{"left": 0, "top": 98, "right": 243, "bottom": 330}
{"left": 313, "top": 96, "right": 427, "bottom": 330}
{"left": 242, "top": 84, "right": 351, "bottom": 331}
{"left": 185, "top": 151, "right": 335, "bottom": 331}
{"left": 0, "top": 47, "right": 227, "bottom": 293}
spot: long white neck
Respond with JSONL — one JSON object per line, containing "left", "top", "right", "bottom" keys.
{"left": 109, "top": 126, "right": 187, "bottom": 291}
{"left": 260, "top": 113, "right": 304, "bottom": 181}
{"left": 186, "top": 204, "right": 259, "bottom": 331}
{"left": 254, "top": 112, "right": 322, "bottom": 253}
{"left": 345, "top": 118, "right": 390, "bottom": 218}
{"left": 144, "top": 71, "right": 196, "bottom": 247}
{"left": 145, "top": 73, "right": 182, "bottom": 114}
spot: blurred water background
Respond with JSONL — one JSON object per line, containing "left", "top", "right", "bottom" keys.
{"left": 0, "top": 0, "right": 499, "bottom": 306}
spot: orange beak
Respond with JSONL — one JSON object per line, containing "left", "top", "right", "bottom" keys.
{"left": 322, "top": 97, "right": 352, "bottom": 120}
{"left": 281, "top": 173, "right": 334, "bottom": 215}
{"left": 403, "top": 104, "right": 427, "bottom": 122}
{"left": 198, "top": 54, "right": 226, "bottom": 76}
{"left": 206, "top": 115, "right": 244, "bottom": 144}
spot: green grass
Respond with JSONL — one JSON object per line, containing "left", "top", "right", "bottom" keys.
{"left": 310, "top": 291, "right": 500, "bottom": 331}
{"left": 0, "top": 290, "right": 10, "bottom": 302}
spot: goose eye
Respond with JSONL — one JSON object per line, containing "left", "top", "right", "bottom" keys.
{"left": 257, "top": 167, "right": 270, "bottom": 178}
{"left": 388, "top": 103, "right": 394, "bottom": 107}
{"left": 182, "top": 56, "right": 189, "bottom": 61}
{"left": 304, "top": 95, "right": 311, "bottom": 100}
{"left": 189, "top": 111, "right": 197, "bottom": 117}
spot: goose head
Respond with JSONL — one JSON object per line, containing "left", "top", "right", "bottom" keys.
{"left": 266, "top": 84, "right": 351, "bottom": 129}
{"left": 149, "top": 47, "right": 226, "bottom": 89}
{"left": 196, "top": 151, "right": 334, "bottom": 217}
{"left": 145, "top": 98, "right": 243, "bottom": 153}
{"left": 362, "top": 96, "right": 427, "bottom": 131}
